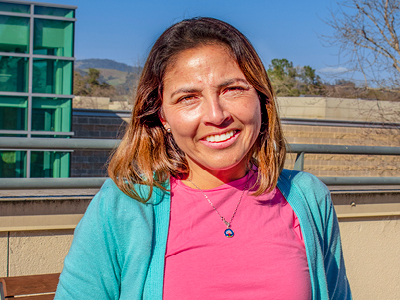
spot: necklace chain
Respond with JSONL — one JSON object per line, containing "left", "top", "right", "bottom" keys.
{"left": 187, "top": 173, "right": 249, "bottom": 230}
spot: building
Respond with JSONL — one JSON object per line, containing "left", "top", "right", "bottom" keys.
{"left": 0, "top": 0, "right": 76, "bottom": 178}
{"left": 70, "top": 96, "right": 400, "bottom": 178}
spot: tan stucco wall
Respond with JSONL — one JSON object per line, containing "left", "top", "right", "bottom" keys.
{"left": 277, "top": 96, "right": 400, "bottom": 123}
{"left": 7, "top": 230, "right": 74, "bottom": 276}
{"left": 73, "top": 96, "right": 111, "bottom": 110}
{"left": 340, "top": 218, "right": 400, "bottom": 300}
{"left": 73, "top": 96, "right": 132, "bottom": 110}
{"left": 0, "top": 232, "right": 7, "bottom": 277}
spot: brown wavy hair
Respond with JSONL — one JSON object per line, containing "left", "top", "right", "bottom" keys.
{"left": 108, "top": 17, "right": 286, "bottom": 202}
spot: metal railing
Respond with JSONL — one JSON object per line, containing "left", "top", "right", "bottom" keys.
{"left": 1, "top": 137, "right": 400, "bottom": 189}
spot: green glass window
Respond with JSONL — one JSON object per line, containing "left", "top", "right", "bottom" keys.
{"left": 34, "top": 19, "right": 74, "bottom": 57}
{"left": 0, "top": 151, "right": 26, "bottom": 177}
{"left": 0, "top": 3, "right": 30, "bottom": 14}
{"left": 32, "top": 59, "right": 72, "bottom": 94}
{"left": 34, "top": 6, "right": 74, "bottom": 18}
{"left": 31, "top": 151, "right": 70, "bottom": 178}
{"left": 0, "top": 96, "right": 27, "bottom": 130}
{"left": 0, "top": 56, "right": 28, "bottom": 92}
{"left": 32, "top": 97, "right": 71, "bottom": 132}
{"left": 0, "top": 15, "right": 30, "bottom": 53}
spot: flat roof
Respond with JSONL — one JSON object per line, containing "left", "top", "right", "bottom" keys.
{"left": 0, "top": 0, "right": 77, "bottom": 10}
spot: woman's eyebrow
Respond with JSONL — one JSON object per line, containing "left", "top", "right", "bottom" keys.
{"left": 217, "top": 78, "right": 249, "bottom": 89}
{"left": 170, "top": 87, "right": 201, "bottom": 98}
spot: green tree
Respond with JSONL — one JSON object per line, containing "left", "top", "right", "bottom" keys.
{"left": 298, "top": 65, "right": 323, "bottom": 95}
{"left": 87, "top": 68, "right": 101, "bottom": 86}
{"left": 73, "top": 68, "right": 116, "bottom": 97}
{"left": 267, "top": 59, "right": 300, "bottom": 96}
{"left": 268, "top": 59, "right": 297, "bottom": 81}
{"left": 73, "top": 71, "right": 89, "bottom": 96}
{"left": 267, "top": 59, "right": 327, "bottom": 96}
{"left": 300, "top": 65, "right": 321, "bottom": 86}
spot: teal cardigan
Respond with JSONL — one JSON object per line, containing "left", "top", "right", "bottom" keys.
{"left": 55, "top": 170, "right": 351, "bottom": 299}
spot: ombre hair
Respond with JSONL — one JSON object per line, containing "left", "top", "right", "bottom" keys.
{"left": 108, "top": 17, "right": 286, "bottom": 202}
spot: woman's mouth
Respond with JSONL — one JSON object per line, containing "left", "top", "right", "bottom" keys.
{"left": 205, "top": 130, "right": 236, "bottom": 143}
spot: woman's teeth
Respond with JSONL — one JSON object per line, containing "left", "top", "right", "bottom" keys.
{"left": 205, "top": 130, "right": 235, "bottom": 142}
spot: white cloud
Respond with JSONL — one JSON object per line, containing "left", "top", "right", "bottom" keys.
{"left": 318, "top": 67, "right": 348, "bottom": 73}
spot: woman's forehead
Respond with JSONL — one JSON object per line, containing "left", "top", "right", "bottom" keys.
{"left": 164, "top": 43, "right": 236, "bottom": 75}
{"left": 162, "top": 48, "right": 248, "bottom": 100}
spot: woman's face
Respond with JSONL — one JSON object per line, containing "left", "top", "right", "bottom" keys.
{"left": 161, "top": 44, "right": 261, "bottom": 180}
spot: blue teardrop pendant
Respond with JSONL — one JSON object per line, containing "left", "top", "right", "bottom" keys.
{"left": 224, "top": 228, "right": 234, "bottom": 238}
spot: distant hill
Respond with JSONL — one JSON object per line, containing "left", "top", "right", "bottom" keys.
{"left": 75, "top": 59, "right": 142, "bottom": 74}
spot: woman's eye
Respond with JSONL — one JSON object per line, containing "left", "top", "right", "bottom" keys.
{"left": 178, "top": 95, "right": 197, "bottom": 103}
{"left": 224, "top": 86, "right": 246, "bottom": 94}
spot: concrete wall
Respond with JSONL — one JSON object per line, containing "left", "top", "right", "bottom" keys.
{"left": 1, "top": 216, "right": 399, "bottom": 299}
{"left": 277, "top": 96, "right": 400, "bottom": 123}
{"left": 0, "top": 230, "right": 73, "bottom": 277}
{"left": 340, "top": 218, "right": 400, "bottom": 299}
{"left": 0, "top": 192, "right": 92, "bottom": 276}
{"left": 6, "top": 230, "right": 74, "bottom": 276}
{"left": 283, "top": 124, "right": 400, "bottom": 177}
{"left": 0, "top": 232, "right": 7, "bottom": 277}
{"left": 279, "top": 97, "right": 400, "bottom": 177}
{"left": 73, "top": 97, "right": 112, "bottom": 110}
{"left": 73, "top": 96, "right": 132, "bottom": 111}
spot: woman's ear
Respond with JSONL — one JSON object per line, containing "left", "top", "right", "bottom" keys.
{"left": 158, "top": 109, "right": 166, "bottom": 125}
{"left": 158, "top": 109, "right": 170, "bottom": 131}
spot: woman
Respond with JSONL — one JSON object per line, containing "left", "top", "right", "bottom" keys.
{"left": 55, "top": 17, "right": 351, "bottom": 299}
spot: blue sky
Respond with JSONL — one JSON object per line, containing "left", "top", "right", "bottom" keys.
{"left": 38, "top": 0, "right": 353, "bottom": 82}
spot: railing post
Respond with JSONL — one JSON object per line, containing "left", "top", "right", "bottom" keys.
{"left": 294, "top": 152, "right": 305, "bottom": 171}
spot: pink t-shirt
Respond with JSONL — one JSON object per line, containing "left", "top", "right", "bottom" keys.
{"left": 163, "top": 172, "right": 311, "bottom": 300}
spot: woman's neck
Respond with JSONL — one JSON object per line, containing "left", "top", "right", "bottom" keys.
{"left": 181, "top": 163, "right": 249, "bottom": 190}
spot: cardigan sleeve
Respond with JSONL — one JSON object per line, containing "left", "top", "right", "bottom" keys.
{"left": 294, "top": 171, "right": 352, "bottom": 299}
{"left": 278, "top": 169, "right": 352, "bottom": 299}
{"left": 300, "top": 172, "right": 352, "bottom": 299}
{"left": 323, "top": 193, "right": 352, "bottom": 299}
{"left": 55, "top": 182, "right": 122, "bottom": 300}
{"left": 55, "top": 179, "right": 154, "bottom": 300}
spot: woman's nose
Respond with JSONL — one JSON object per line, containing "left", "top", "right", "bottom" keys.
{"left": 203, "top": 96, "right": 231, "bottom": 126}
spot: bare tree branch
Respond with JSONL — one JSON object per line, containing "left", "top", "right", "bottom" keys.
{"left": 321, "top": 0, "right": 400, "bottom": 87}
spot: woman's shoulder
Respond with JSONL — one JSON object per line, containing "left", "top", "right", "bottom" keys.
{"left": 278, "top": 169, "right": 332, "bottom": 213}
{"left": 91, "top": 178, "right": 146, "bottom": 211}
{"left": 72, "top": 179, "right": 170, "bottom": 256}
{"left": 83, "top": 178, "right": 169, "bottom": 227}
{"left": 95, "top": 178, "right": 169, "bottom": 206}
{"left": 279, "top": 169, "right": 329, "bottom": 195}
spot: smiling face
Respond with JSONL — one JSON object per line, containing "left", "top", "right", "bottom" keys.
{"left": 161, "top": 44, "right": 261, "bottom": 186}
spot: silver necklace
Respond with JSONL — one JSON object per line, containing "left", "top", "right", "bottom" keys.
{"left": 187, "top": 173, "right": 249, "bottom": 238}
